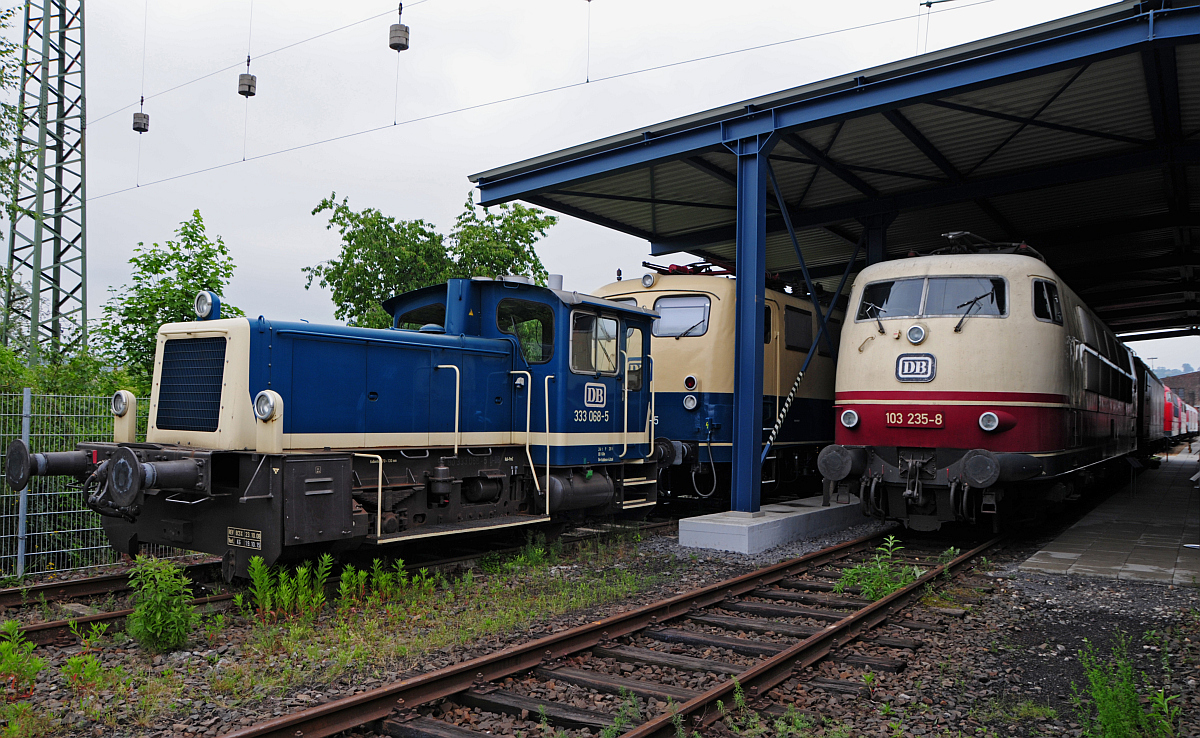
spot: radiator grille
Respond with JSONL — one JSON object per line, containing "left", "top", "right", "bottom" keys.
{"left": 157, "top": 337, "right": 227, "bottom": 432}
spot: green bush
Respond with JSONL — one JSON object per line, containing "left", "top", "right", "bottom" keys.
{"left": 0, "top": 619, "right": 44, "bottom": 699}
{"left": 62, "top": 653, "right": 102, "bottom": 694}
{"left": 1071, "top": 631, "right": 1180, "bottom": 738}
{"left": 125, "top": 556, "right": 198, "bottom": 652}
{"left": 834, "top": 536, "right": 923, "bottom": 600}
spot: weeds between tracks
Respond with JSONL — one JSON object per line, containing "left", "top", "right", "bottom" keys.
{"left": 0, "top": 529, "right": 673, "bottom": 736}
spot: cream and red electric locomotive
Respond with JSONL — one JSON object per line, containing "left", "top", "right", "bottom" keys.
{"left": 818, "top": 238, "right": 1137, "bottom": 531}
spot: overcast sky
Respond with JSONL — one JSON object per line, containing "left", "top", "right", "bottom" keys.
{"left": 33, "top": 0, "right": 1199, "bottom": 370}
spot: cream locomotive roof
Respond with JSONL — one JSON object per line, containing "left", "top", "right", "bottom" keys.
{"left": 851, "top": 253, "right": 1059, "bottom": 291}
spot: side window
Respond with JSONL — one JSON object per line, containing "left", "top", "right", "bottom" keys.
{"left": 397, "top": 303, "right": 446, "bottom": 330}
{"left": 497, "top": 299, "right": 554, "bottom": 364}
{"left": 818, "top": 318, "right": 842, "bottom": 357}
{"left": 1032, "top": 280, "right": 1063, "bottom": 325}
{"left": 571, "top": 313, "right": 619, "bottom": 374}
{"left": 764, "top": 306, "right": 772, "bottom": 344}
{"left": 785, "top": 307, "right": 813, "bottom": 352}
{"left": 1076, "top": 307, "right": 1098, "bottom": 348}
{"left": 625, "top": 325, "right": 644, "bottom": 391}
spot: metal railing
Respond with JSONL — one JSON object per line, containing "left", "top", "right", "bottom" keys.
{"left": 0, "top": 390, "right": 184, "bottom": 578}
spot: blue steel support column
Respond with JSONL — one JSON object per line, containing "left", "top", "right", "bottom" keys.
{"left": 730, "top": 134, "right": 776, "bottom": 513}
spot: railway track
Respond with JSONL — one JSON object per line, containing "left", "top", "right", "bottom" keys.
{"left": 224, "top": 531, "right": 1002, "bottom": 738}
{"left": 8, "top": 519, "right": 673, "bottom": 647}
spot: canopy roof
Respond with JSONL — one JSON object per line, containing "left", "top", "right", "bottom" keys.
{"left": 472, "top": 1, "right": 1200, "bottom": 339}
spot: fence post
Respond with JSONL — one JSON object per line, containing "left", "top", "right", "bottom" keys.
{"left": 16, "top": 387, "right": 31, "bottom": 577}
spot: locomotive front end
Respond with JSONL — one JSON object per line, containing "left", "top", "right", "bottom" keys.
{"left": 818, "top": 250, "right": 1126, "bottom": 531}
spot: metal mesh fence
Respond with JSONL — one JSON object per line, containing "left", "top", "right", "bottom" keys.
{"left": 0, "top": 391, "right": 180, "bottom": 578}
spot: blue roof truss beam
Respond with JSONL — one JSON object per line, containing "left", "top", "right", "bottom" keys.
{"left": 927, "top": 96, "right": 1152, "bottom": 148}
{"left": 780, "top": 132, "right": 880, "bottom": 198}
{"left": 650, "top": 141, "right": 1200, "bottom": 254}
{"left": 545, "top": 190, "right": 737, "bottom": 211}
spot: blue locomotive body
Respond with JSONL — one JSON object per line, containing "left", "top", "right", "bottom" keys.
{"left": 7, "top": 278, "right": 660, "bottom": 578}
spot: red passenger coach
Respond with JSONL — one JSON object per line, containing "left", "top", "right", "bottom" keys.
{"left": 818, "top": 240, "right": 1137, "bottom": 531}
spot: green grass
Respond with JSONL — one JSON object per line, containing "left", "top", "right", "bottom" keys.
{"left": 1070, "top": 631, "right": 1180, "bottom": 738}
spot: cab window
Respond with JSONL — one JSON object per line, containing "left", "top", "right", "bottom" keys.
{"left": 1032, "top": 279, "right": 1063, "bottom": 325}
{"left": 571, "top": 313, "right": 619, "bottom": 374}
{"left": 625, "top": 325, "right": 644, "bottom": 391}
{"left": 397, "top": 303, "right": 446, "bottom": 330}
{"left": 652, "top": 295, "right": 710, "bottom": 338}
{"left": 497, "top": 299, "right": 554, "bottom": 364}
{"left": 923, "top": 277, "right": 1007, "bottom": 317}
{"left": 856, "top": 279, "right": 923, "bottom": 321}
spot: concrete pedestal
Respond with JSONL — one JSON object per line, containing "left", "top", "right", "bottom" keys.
{"left": 678, "top": 495, "right": 864, "bottom": 554}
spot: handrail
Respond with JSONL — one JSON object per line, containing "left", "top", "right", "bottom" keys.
{"left": 644, "top": 355, "right": 655, "bottom": 460}
{"left": 619, "top": 350, "right": 629, "bottom": 458}
{"left": 544, "top": 374, "right": 555, "bottom": 516}
{"left": 509, "top": 370, "right": 540, "bottom": 493}
{"left": 353, "top": 453, "right": 385, "bottom": 538}
{"left": 435, "top": 364, "right": 461, "bottom": 454}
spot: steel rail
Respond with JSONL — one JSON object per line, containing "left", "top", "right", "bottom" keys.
{"left": 20, "top": 593, "right": 236, "bottom": 646}
{"left": 0, "top": 560, "right": 218, "bottom": 609}
{"left": 223, "top": 530, "right": 886, "bottom": 738}
{"left": 14, "top": 520, "right": 672, "bottom": 649}
{"left": 622, "top": 535, "right": 1003, "bottom": 738}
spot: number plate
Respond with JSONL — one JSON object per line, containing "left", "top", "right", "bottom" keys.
{"left": 884, "top": 410, "right": 945, "bottom": 428}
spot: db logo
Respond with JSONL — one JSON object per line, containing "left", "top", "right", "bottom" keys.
{"left": 895, "top": 353, "right": 936, "bottom": 383}
{"left": 584, "top": 383, "right": 606, "bottom": 408}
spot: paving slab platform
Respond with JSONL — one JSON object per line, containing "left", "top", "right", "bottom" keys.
{"left": 679, "top": 495, "right": 863, "bottom": 554}
{"left": 1020, "top": 449, "right": 1200, "bottom": 586}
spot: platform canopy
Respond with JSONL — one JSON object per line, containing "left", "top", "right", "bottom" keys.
{"left": 473, "top": 0, "right": 1200, "bottom": 340}
{"left": 471, "top": 0, "right": 1200, "bottom": 512}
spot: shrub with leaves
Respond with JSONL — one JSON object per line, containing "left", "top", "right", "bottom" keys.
{"left": 1071, "top": 631, "right": 1180, "bottom": 738}
{"left": 834, "top": 536, "right": 923, "bottom": 601}
{"left": 0, "top": 620, "right": 44, "bottom": 700}
{"left": 125, "top": 555, "right": 199, "bottom": 652}
{"left": 62, "top": 654, "right": 102, "bottom": 695}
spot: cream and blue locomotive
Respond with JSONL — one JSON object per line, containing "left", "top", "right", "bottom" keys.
{"left": 592, "top": 267, "right": 839, "bottom": 500}
{"left": 5, "top": 278, "right": 659, "bottom": 578}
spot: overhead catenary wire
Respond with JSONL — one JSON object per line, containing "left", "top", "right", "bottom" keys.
{"left": 90, "top": 0, "right": 437, "bottom": 127}
{"left": 90, "top": 0, "right": 995, "bottom": 203}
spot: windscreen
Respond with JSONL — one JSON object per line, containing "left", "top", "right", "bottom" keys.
{"left": 652, "top": 295, "right": 710, "bottom": 337}
{"left": 856, "top": 279, "right": 923, "bottom": 321}
{"left": 923, "top": 277, "right": 1007, "bottom": 316}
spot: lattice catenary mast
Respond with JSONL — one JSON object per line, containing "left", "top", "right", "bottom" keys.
{"left": 3, "top": 0, "right": 86, "bottom": 364}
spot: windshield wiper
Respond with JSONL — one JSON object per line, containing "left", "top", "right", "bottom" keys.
{"left": 954, "top": 289, "right": 995, "bottom": 333}
{"left": 674, "top": 318, "right": 706, "bottom": 340}
{"left": 863, "top": 302, "right": 885, "bottom": 334}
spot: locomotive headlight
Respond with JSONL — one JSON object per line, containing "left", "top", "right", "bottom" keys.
{"left": 194, "top": 290, "right": 222, "bottom": 320}
{"left": 111, "top": 390, "right": 129, "bottom": 417}
{"left": 683, "top": 375, "right": 698, "bottom": 391}
{"left": 253, "top": 391, "right": 278, "bottom": 421}
{"left": 906, "top": 324, "right": 927, "bottom": 345}
{"left": 978, "top": 411, "right": 1000, "bottom": 432}
{"left": 840, "top": 409, "right": 860, "bottom": 429}
{"left": 682, "top": 394, "right": 698, "bottom": 411}
{"left": 641, "top": 273, "right": 656, "bottom": 288}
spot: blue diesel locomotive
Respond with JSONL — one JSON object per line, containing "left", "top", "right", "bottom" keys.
{"left": 6, "top": 277, "right": 660, "bottom": 579}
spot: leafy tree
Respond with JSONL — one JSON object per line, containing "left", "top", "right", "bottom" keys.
{"left": 305, "top": 193, "right": 557, "bottom": 329}
{"left": 305, "top": 196, "right": 450, "bottom": 330}
{"left": 447, "top": 193, "right": 553, "bottom": 283}
{"left": 0, "top": 7, "right": 24, "bottom": 209}
{"left": 96, "top": 210, "right": 243, "bottom": 381}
